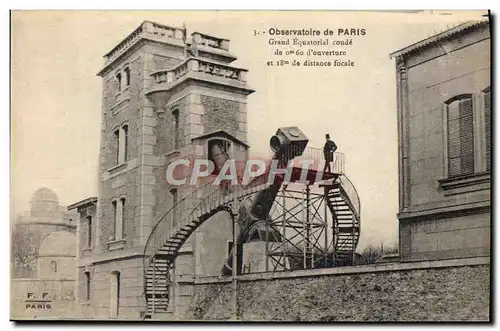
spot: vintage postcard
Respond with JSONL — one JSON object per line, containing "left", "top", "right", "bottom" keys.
{"left": 10, "top": 10, "right": 491, "bottom": 321}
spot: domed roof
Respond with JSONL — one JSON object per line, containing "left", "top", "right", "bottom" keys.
{"left": 39, "top": 231, "right": 76, "bottom": 257}
{"left": 30, "top": 187, "right": 59, "bottom": 204}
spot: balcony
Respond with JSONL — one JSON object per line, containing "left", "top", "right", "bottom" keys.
{"left": 146, "top": 57, "right": 254, "bottom": 107}
{"left": 98, "top": 21, "right": 186, "bottom": 76}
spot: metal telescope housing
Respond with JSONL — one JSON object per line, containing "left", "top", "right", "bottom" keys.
{"left": 222, "top": 126, "right": 309, "bottom": 275}
{"left": 269, "top": 126, "right": 309, "bottom": 167}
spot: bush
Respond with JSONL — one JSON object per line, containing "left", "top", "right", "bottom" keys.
{"left": 355, "top": 244, "right": 399, "bottom": 265}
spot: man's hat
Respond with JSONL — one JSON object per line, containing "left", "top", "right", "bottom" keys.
{"left": 325, "top": 134, "right": 330, "bottom": 139}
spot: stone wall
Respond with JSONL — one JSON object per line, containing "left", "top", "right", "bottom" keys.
{"left": 11, "top": 278, "right": 77, "bottom": 320}
{"left": 184, "top": 258, "right": 490, "bottom": 322}
{"left": 201, "top": 95, "right": 246, "bottom": 139}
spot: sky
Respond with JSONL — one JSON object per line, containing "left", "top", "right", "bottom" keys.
{"left": 10, "top": 10, "right": 486, "bottom": 249}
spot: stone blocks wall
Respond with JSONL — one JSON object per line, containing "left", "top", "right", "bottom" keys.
{"left": 184, "top": 259, "right": 490, "bottom": 321}
{"left": 11, "top": 279, "right": 77, "bottom": 320}
{"left": 201, "top": 95, "right": 246, "bottom": 139}
{"left": 405, "top": 211, "right": 490, "bottom": 261}
{"left": 84, "top": 256, "right": 144, "bottom": 320}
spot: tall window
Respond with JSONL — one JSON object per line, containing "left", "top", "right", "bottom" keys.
{"left": 119, "top": 198, "right": 126, "bottom": 239}
{"left": 170, "top": 188, "right": 178, "bottom": 227}
{"left": 112, "top": 200, "right": 117, "bottom": 240}
{"left": 172, "top": 109, "right": 180, "bottom": 149}
{"left": 116, "top": 73, "right": 122, "bottom": 92}
{"left": 111, "top": 198, "right": 125, "bottom": 241}
{"left": 446, "top": 95, "right": 474, "bottom": 177}
{"left": 124, "top": 67, "right": 131, "bottom": 87}
{"left": 484, "top": 87, "right": 491, "bottom": 172}
{"left": 114, "top": 129, "right": 120, "bottom": 165}
{"left": 87, "top": 216, "right": 92, "bottom": 248}
{"left": 113, "top": 125, "right": 129, "bottom": 166}
{"left": 122, "top": 125, "right": 129, "bottom": 162}
{"left": 84, "top": 271, "right": 91, "bottom": 301}
{"left": 110, "top": 272, "right": 120, "bottom": 318}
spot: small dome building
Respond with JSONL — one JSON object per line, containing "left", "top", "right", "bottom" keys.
{"left": 38, "top": 231, "right": 76, "bottom": 279}
{"left": 12, "top": 188, "right": 77, "bottom": 278}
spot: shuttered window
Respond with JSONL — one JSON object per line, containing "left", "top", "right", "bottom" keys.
{"left": 447, "top": 96, "right": 474, "bottom": 177}
{"left": 484, "top": 87, "right": 491, "bottom": 172}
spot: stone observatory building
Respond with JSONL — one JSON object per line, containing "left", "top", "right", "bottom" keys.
{"left": 11, "top": 188, "right": 78, "bottom": 319}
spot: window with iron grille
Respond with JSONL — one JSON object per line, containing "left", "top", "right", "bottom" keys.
{"left": 446, "top": 95, "right": 474, "bottom": 177}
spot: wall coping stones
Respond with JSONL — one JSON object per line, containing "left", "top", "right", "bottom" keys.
{"left": 194, "top": 256, "right": 490, "bottom": 284}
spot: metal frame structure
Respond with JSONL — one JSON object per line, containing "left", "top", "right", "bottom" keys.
{"left": 142, "top": 148, "right": 360, "bottom": 319}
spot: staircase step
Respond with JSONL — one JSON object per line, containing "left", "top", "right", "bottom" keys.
{"left": 157, "top": 249, "right": 177, "bottom": 256}
{"left": 146, "top": 270, "right": 169, "bottom": 276}
{"left": 145, "top": 271, "right": 169, "bottom": 277}
{"left": 149, "top": 260, "right": 170, "bottom": 268}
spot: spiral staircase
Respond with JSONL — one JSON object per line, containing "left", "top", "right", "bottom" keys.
{"left": 143, "top": 170, "right": 360, "bottom": 320}
{"left": 323, "top": 176, "right": 361, "bottom": 266}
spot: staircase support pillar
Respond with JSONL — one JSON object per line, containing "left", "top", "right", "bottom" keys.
{"left": 231, "top": 210, "right": 238, "bottom": 320}
{"left": 152, "top": 257, "right": 156, "bottom": 314}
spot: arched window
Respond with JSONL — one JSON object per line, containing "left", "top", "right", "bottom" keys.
{"left": 446, "top": 95, "right": 474, "bottom": 177}
{"left": 483, "top": 87, "right": 491, "bottom": 172}
{"left": 172, "top": 109, "right": 180, "bottom": 149}
{"left": 51, "top": 261, "right": 57, "bottom": 273}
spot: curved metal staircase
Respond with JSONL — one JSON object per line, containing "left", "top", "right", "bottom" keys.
{"left": 325, "top": 175, "right": 361, "bottom": 266}
{"left": 142, "top": 181, "right": 271, "bottom": 319}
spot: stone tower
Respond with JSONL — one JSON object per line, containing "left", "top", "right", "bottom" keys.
{"left": 72, "top": 21, "right": 253, "bottom": 319}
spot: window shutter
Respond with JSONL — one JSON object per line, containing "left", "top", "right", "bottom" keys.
{"left": 447, "top": 97, "right": 474, "bottom": 177}
{"left": 459, "top": 98, "right": 474, "bottom": 175}
{"left": 484, "top": 90, "right": 491, "bottom": 171}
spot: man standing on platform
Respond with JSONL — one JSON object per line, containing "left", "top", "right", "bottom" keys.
{"left": 323, "top": 133, "right": 337, "bottom": 173}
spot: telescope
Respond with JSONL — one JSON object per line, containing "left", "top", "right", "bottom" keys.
{"left": 222, "top": 126, "right": 309, "bottom": 275}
